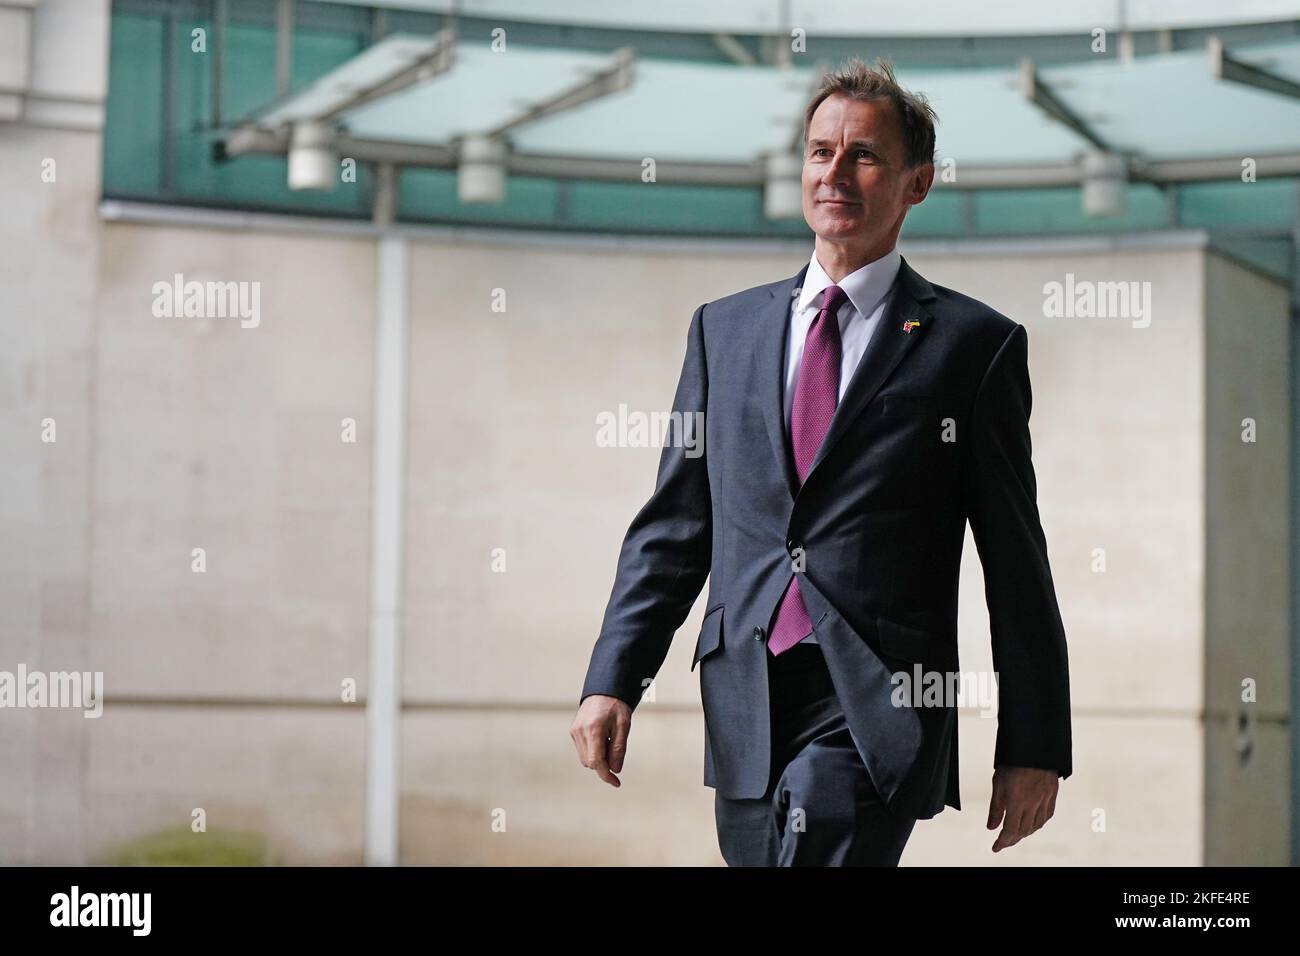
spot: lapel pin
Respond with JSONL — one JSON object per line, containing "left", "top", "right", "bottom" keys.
{"left": 902, "top": 318, "right": 921, "bottom": 333}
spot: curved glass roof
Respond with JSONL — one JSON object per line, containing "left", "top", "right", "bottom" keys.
{"left": 1042, "top": 39, "right": 1300, "bottom": 160}
{"left": 247, "top": 34, "right": 1300, "bottom": 168}
{"left": 101, "top": 0, "right": 1300, "bottom": 274}
{"left": 315, "top": 0, "right": 1300, "bottom": 39}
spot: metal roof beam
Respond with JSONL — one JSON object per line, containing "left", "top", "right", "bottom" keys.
{"left": 1208, "top": 35, "right": 1300, "bottom": 101}
{"left": 484, "top": 47, "right": 635, "bottom": 139}
{"left": 1018, "top": 56, "right": 1110, "bottom": 152}
{"left": 711, "top": 33, "right": 756, "bottom": 66}
{"left": 317, "top": 26, "right": 457, "bottom": 123}
{"left": 276, "top": 0, "right": 293, "bottom": 98}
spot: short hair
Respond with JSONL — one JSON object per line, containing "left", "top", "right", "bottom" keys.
{"left": 801, "top": 56, "right": 937, "bottom": 168}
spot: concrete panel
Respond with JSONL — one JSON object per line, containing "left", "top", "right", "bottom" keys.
{"left": 89, "top": 224, "right": 377, "bottom": 699}
{"left": 402, "top": 241, "right": 795, "bottom": 706}
{"left": 0, "top": 9, "right": 31, "bottom": 93}
{"left": 400, "top": 708, "right": 720, "bottom": 865}
{"left": 908, "top": 712, "right": 1202, "bottom": 866}
{"left": 1202, "top": 251, "right": 1291, "bottom": 865}
{"left": 81, "top": 705, "right": 366, "bottom": 865}
{"left": 915, "top": 249, "right": 1206, "bottom": 715}
{"left": 0, "top": 120, "right": 103, "bottom": 864}
{"left": 28, "top": 0, "right": 109, "bottom": 105}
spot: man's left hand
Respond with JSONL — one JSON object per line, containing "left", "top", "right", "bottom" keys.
{"left": 987, "top": 765, "right": 1059, "bottom": 852}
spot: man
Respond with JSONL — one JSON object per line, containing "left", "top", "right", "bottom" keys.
{"left": 570, "top": 57, "right": 1071, "bottom": 866}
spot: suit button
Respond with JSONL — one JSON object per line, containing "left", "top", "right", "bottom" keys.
{"left": 786, "top": 538, "right": 796, "bottom": 553}
{"left": 753, "top": 626, "right": 765, "bottom": 641}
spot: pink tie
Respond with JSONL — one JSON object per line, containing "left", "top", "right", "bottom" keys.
{"left": 767, "top": 284, "right": 847, "bottom": 656}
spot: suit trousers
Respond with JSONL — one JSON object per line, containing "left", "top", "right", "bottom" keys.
{"left": 713, "top": 640, "right": 918, "bottom": 866}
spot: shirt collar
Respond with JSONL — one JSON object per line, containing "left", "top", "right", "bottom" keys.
{"left": 797, "top": 245, "right": 902, "bottom": 318}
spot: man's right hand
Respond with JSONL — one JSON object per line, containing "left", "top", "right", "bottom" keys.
{"left": 570, "top": 695, "right": 633, "bottom": 788}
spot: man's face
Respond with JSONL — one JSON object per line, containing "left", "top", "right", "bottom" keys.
{"left": 801, "top": 94, "right": 931, "bottom": 252}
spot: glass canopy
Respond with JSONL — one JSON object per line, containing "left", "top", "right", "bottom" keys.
{"left": 248, "top": 33, "right": 1300, "bottom": 168}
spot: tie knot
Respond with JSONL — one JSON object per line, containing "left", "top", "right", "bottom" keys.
{"left": 820, "top": 284, "right": 848, "bottom": 314}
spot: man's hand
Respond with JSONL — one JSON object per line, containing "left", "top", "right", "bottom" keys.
{"left": 570, "top": 695, "right": 633, "bottom": 788}
{"left": 987, "top": 765, "right": 1058, "bottom": 852}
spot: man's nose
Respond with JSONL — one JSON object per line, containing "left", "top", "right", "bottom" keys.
{"left": 822, "top": 152, "right": 850, "bottom": 183}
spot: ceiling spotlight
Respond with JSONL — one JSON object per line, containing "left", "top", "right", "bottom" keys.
{"left": 287, "top": 120, "right": 338, "bottom": 192}
{"left": 458, "top": 134, "right": 507, "bottom": 204}
{"left": 763, "top": 152, "right": 803, "bottom": 220}
{"left": 1081, "top": 149, "right": 1126, "bottom": 218}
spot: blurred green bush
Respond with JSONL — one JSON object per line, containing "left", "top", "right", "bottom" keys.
{"left": 97, "top": 825, "right": 273, "bottom": 866}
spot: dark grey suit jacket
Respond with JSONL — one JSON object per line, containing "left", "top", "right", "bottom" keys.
{"left": 579, "top": 254, "right": 1072, "bottom": 819}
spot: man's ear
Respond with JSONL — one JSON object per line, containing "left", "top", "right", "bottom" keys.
{"left": 907, "top": 162, "right": 935, "bottom": 207}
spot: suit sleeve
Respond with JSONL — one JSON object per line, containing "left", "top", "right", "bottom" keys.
{"left": 966, "top": 323, "right": 1072, "bottom": 778}
{"left": 579, "top": 303, "right": 713, "bottom": 711}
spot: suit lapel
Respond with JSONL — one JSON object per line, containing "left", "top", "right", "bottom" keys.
{"left": 757, "top": 254, "right": 938, "bottom": 502}
{"left": 801, "top": 255, "right": 937, "bottom": 488}
{"left": 757, "top": 261, "right": 810, "bottom": 501}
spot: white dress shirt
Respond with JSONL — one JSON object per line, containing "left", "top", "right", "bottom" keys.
{"left": 783, "top": 245, "right": 902, "bottom": 644}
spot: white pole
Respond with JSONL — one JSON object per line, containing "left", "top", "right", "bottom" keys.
{"left": 365, "top": 234, "right": 409, "bottom": 865}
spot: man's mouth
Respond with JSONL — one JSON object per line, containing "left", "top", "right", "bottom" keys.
{"left": 819, "top": 199, "right": 860, "bottom": 205}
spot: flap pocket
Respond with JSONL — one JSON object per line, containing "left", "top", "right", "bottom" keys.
{"left": 691, "top": 604, "right": 724, "bottom": 671}
{"left": 878, "top": 393, "right": 938, "bottom": 418}
{"left": 874, "top": 615, "right": 952, "bottom": 665}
